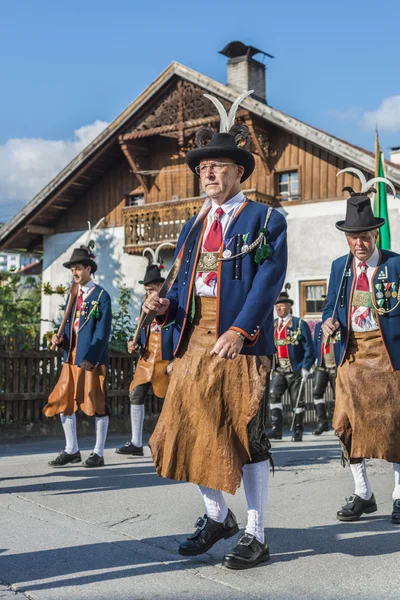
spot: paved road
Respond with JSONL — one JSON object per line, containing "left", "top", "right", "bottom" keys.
{"left": 0, "top": 431, "right": 399, "bottom": 599}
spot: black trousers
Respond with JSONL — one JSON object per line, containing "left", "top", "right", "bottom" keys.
{"left": 247, "top": 363, "right": 272, "bottom": 463}
{"left": 269, "top": 369, "right": 305, "bottom": 410}
{"left": 129, "top": 382, "right": 165, "bottom": 406}
{"left": 313, "top": 367, "right": 337, "bottom": 400}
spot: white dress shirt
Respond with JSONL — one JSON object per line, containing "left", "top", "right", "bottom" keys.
{"left": 195, "top": 191, "right": 246, "bottom": 297}
{"left": 80, "top": 279, "right": 96, "bottom": 303}
{"left": 276, "top": 314, "right": 292, "bottom": 330}
{"left": 351, "top": 247, "right": 379, "bottom": 332}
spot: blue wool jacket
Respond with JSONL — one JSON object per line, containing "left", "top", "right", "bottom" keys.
{"left": 166, "top": 199, "right": 288, "bottom": 356}
{"left": 274, "top": 316, "right": 314, "bottom": 372}
{"left": 322, "top": 249, "right": 400, "bottom": 371}
{"left": 62, "top": 284, "right": 112, "bottom": 367}
{"left": 313, "top": 321, "right": 340, "bottom": 368}
{"left": 139, "top": 320, "right": 174, "bottom": 361}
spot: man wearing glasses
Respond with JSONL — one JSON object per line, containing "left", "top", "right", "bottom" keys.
{"left": 145, "top": 92, "right": 287, "bottom": 570}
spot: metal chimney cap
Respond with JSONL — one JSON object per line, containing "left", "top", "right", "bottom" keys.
{"left": 219, "top": 41, "right": 274, "bottom": 60}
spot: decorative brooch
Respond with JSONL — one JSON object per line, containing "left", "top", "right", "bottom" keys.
{"left": 254, "top": 227, "right": 273, "bottom": 265}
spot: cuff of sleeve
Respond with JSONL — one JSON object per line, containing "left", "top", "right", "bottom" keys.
{"left": 229, "top": 326, "right": 260, "bottom": 347}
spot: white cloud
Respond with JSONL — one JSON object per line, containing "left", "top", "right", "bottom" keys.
{"left": 363, "top": 96, "right": 400, "bottom": 131}
{"left": 0, "top": 120, "right": 109, "bottom": 222}
{"left": 328, "top": 107, "right": 362, "bottom": 122}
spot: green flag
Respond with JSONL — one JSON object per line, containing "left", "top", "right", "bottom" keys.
{"left": 374, "top": 138, "right": 391, "bottom": 249}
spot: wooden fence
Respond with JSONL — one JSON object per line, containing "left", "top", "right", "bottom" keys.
{"left": 0, "top": 335, "right": 333, "bottom": 432}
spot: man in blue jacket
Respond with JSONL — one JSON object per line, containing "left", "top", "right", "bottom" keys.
{"left": 144, "top": 91, "right": 287, "bottom": 570}
{"left": 116, "top": 263, "right": 173, "bottom": 458}
{"left": 323, "top": 184, "right": 400, "bottom": 525}
{"left": 44, "top": 245, "right": 112, "bottom": 468}
{"left": 266, "top": 291, "right": 314, "bottom": 442}
{"left": 312, "top": 296, "right": 340, "bottom": 435}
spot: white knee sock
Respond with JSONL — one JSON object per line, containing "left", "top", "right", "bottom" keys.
{"left": 392, "top": 463, "right": 400, "bottom": 501}
{"left": 130, "top": 405, "right": 145, "bottom": 447}
{"left": 350, "top": 461, "right": 372, "bottom": 500}
{"left": 198, "top": 486, "right": 228, "bottom": 523}
{"left": 94, "top": 416, "right": 109, "bottom": 457}
{"left": 60, "top": 413, "right": 79, "bottom": 454}
{"left": 243, "top": 460, "right": 270, "bottom": 544}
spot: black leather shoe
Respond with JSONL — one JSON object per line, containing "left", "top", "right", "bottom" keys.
{"left": 265, "top": 426, "right": 282, "bottom": 440}
{"left": 82, "top": 452, "right": 104, "bottom": 468}
{"left": 291, "top": 428, "right": 303, "bottom": 442}
{"left": 222, "top": 533, "right": 270, "bottom": 570}
{"left": 179, "top": 510, "right": 239, "bottom": 556}
{"left": 392, "top": 499, "right": 400, "bottom": 524}
{"left": 115, "top": 442, "right": 144, "bottom": 456}
{"left": 48, "top": 451, "right": 81, "bottom": 467}
{"left": 312, "top": 421, "right": 329, "bottom": 435}
{"left": 337, "top": 493, "right": 377, "bottom": 521}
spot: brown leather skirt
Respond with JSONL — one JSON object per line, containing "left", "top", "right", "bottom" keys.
{"left": 129, "top": 330, "right": 169, "bottom": 398}
{"left": 43, "top": 349, "right": 107, "bottom": 417}
{"left": 334, "top": 330, "right": 400, "bottom": 463}
{"left": 149, "top": 297, "right": 269, "bottom": 494}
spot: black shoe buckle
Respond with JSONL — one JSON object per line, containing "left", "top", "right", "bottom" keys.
{"left": 194, "top": 516, "right": 207, "bottom": 531}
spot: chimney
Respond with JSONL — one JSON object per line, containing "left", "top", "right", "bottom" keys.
{"left": 219, "top": 41, "right": 274, "bottom": 104}
{"left": 390, "top": 146, "right": 400, "bottom": 166}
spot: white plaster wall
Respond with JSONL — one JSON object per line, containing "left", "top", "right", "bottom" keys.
{"left": 281, "top": 196, "right": 400, "bottom": 315}
{"left": 41, "top": 226, "right": 174, "bottom": 339}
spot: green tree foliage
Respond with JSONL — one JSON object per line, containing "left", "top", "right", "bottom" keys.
{"left": 110, "top": 285, "right": 135, "bottom": 352}
{"left": 0, "top": 271, "right": 42, "bottom": 343}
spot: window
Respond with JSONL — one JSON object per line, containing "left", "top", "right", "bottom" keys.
{"left": 300, "top": 280, "right": 327, "bottom": 317}
{"left": 127, "top": 194, "right": 145, "bottom": 207}
{"left": 277, "top": 170, "right": 299, "bottom": 201}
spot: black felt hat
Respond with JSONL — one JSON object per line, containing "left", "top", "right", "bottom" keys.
{"left": 275, "top": 291, "right": 294, "bottom": 306}
{"left": 186, "top": 132, "right": 255, "bottom": 183}
{"left": 336, "top": 196, "right": 385, "bottom": 232}
{"left": 139, "top": 264, "right": 165, "bottom": 286}
{"left": 63, "top": 246, "right": 97, "bottom": 273}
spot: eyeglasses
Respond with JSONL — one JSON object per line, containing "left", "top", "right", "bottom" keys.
{"left": 195, "top": 162, "right": 235, "bottom": 176}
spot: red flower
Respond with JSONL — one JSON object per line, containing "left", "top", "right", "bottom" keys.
{"left": 159, "top": 263, "right": 164, "bottom": 269}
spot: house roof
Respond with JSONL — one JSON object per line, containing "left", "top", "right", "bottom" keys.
{"left": 1, "top": 61, "right": 399, "bottom": 251}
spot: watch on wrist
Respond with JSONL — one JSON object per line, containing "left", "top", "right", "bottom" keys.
{"left": 235, "top": 331, "right": 246, "bottom": 342}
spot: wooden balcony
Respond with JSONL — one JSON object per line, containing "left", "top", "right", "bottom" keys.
{"left": 123, "top": 189, "right": 277, "bottom": 254}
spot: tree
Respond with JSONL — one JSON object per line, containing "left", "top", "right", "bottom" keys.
{"left": 0, "top": 271, "right": 42, "bottom": 345}
{"left": 110, "top": 285, "right": 135, "bottom": 352}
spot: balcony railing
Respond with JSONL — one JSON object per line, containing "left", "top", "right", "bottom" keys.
{"left": 123, "top": 190, "right": 276, "bottom": 254}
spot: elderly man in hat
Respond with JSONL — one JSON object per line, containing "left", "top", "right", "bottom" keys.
{"left": 322, "top": 169, "right": 400, "bottom": 524}
{"left": 116, "top": 263, "right": 173, "bottom": 457}
{"left": 44, "top": 244, "right": 112, "bottom": 468}
{"left": 311, "top": 296, "right": 340, "bottom": 436}
{"left": 267, "top": 290, "right": 314, "bottom": 442}
{"left": 144, "top": 91, "right": 287, "bottom": 569}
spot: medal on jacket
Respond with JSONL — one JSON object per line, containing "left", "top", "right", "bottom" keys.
{"left": 222, "top": 236, "right": 234, "bottom": 259}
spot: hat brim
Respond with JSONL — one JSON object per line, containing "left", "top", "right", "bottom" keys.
{"left": 62, "top": 259, "right": 97, "bottom": 273}
{"left": 335, "top": 218, "right": 385, "bottom": 233}
{"left": 185, "top": 147, "right": 255, "bottom": 183}
{"left": 275, "top": 298, "right": 294, "bottom": 306}
{"left": 138, "top": 277, "right": 165, "bottom": 285}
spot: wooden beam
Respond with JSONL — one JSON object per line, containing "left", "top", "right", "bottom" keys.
{"left": 120, "top": 110, "right": 247, "bottom": 141}
{"left": 246, "top": 116, "right": 271, "bottom": 176}
{"left": 25, "top": 224, "right": 56, "bottom": 235}
{"left": 120, "top": 143, "right": 149, "bottom": 194}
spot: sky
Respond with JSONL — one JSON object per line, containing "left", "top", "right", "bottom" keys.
{"left": 0, "top": 0, "right": 399, "bottom": 223}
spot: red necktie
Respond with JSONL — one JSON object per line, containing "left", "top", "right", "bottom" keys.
{"left": 73, "top": 289, "right": 84, "bottom": 333}
{"left": 352, "top": 261, "right": 370, "bottom": 326}
{"left": 356, "top": 261, "right": 369, "bottom": 291}
{"left": 203, "top": 207, "right": 224, "bottom": 286}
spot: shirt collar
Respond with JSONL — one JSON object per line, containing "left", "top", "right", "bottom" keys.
{"left": 278, "top": 314, "right": 292, "bottom": 325}
{"left": 80, "top": 279, "right": 95, "bottom": 294}
{"left": 210, "top": 190, "right": 246, "bottom": 216}
{"left": 355, "top": 247, "right": 380, "bottom": 269}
